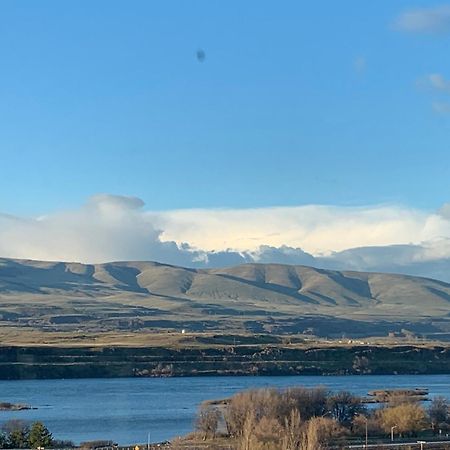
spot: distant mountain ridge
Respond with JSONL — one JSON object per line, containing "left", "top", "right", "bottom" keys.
{"left": 1, "top": 257, "right": 450, "bottom": 337}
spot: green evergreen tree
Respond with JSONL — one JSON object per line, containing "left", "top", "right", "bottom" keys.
{"left": 8, "top": 427, "right": 29, "bottom": 448}
{"left": 29, "top": 422, "right": 53, "bottom": 449}
{"left": 4, "top": 420, "right": 30, "bottom": 449}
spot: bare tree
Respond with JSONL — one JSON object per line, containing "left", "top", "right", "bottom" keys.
{"left": 327, "top": 391, "right": 365, "bottom": 426}
{"left": 195, "top": 403, "right": 221, "bottom": 440}
{"left": 252, "top": 416, "right": 283, "bottom": 449}
{"left": 284, "top": 387, "right": 328, "bottom": 420}
{"left": 429, "top": 396, "right": 450, "bottom": 433}
{"left": 300, "top": 417, "right": 322, "bottom": 450}
{"left": 377, "top": 403, "right": 427, "bottom": 438}
{"left": 300, "top": 417, "right": 344, "bottom": 450}
{"left": 239, "top": 411, "right": 256, "bottom": 450}
{"left": 225, "top": 388, "right": 280, "bottom": 437}
{"left": 282, "top": 408, "right": 302, "bottom": 450}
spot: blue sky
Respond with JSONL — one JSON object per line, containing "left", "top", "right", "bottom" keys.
{"left": 3, "top": 1, "right": 450, "bottom": 278}
{"left": 1, "top": 0, "right": 450, "bottom": 215}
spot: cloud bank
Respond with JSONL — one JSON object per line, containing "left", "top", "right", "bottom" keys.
{"left": 1, "top": 194, "right": 450, "bottom": 282}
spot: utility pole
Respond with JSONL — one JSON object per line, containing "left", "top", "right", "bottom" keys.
{"left": 391, "top": 425, "right": 397, "bottom": 442}
{"left": 147, "top": 432, "right": 150, "bottom": 450}
{"left": 364, "top": 417, "right": 368, "bottom": 449}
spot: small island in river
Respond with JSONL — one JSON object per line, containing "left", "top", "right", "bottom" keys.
{"left": 0, "top": 401, "right": 34, "bottom": 411}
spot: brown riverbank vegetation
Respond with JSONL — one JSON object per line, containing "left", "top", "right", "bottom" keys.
{"left": 177, "top": 387, "right": 450, "bottom": 449}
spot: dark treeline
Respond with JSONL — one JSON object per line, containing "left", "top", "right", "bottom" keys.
{"left": 194, "top": 387, "right": 450, "bottom": 449}
{"left": 0, "top": 420, "right": 75, "bottom": 449}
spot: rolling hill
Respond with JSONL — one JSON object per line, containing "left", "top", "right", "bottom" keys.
{"left": 1, "top": 257, "right": 450, "bottom": 337}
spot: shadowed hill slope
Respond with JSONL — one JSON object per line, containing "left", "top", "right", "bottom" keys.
{"left": 1, "top": 257, "right": 450, "bottom": 337}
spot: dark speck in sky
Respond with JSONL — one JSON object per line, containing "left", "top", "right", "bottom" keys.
{"left": 196, "top": 49, "right": 206, "bottom": 62}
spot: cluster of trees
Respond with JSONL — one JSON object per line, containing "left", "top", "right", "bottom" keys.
{"left": 196, "top": 387, "right": 450, "bottom": 450}
{"left": 0, "top": 420, "right": 53, "bottom": 449}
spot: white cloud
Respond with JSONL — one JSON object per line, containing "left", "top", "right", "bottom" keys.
{"left": 155, "top": 204, "right": 436, "bottom": 254}
{"left": 394, "top": 5, "right": 450, "bottom": 33}
{"left": 2, "top": 195, "right": 450, "bottom": 282}
{"left": 439, "top": 203, "right": 450, "bottom": 218}
{"left": 0, "top": 195, "right": 199, "bottom": 266}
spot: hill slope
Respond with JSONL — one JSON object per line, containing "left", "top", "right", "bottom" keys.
{"left": 1, "top": 257, "right": 450, "bottom": 337}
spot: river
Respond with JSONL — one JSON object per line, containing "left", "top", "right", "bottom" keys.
{"left": 1, "top": 375, "right": 449, "bottom": 445}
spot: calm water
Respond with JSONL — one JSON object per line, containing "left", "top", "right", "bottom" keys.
{"left": 1, "top": 375, "right": 450, "bottom": 445}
